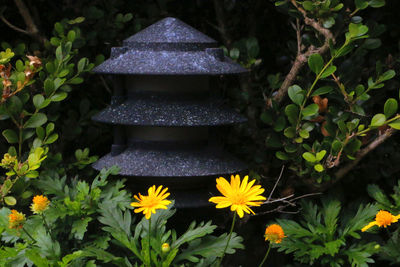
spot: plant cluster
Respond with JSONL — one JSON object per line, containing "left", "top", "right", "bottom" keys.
{"left": 0, "top": 0, "right": 399, "bottom": 266}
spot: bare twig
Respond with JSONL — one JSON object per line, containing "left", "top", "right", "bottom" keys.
{"left": 267, "top": 165, "right": 285, "bottom": 202}
{"left": 269, "top": 0, "right": 334, "bottom": 105}
{"left": 0, "top": 14, "right": 29, "bottom": 34}
{"left": 2, "top": 0, "right": 47, "bottom": 44}
{"left": 213, "top": 0, "right": 231, "bottom": 48}
{"left": 319, "top": 128, "right": 396, "bottom": 191}
{"left": 257, "top": 192, "right": 322, "bottom": 215}
{"left": 295, "top": 19, "right": 302, "bottom": 55}
{"left": 99, "top": 75, "right": 112, "bottom": 95}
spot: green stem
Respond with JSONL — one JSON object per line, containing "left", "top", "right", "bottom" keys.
{"left": 18, "top": 125, "right": 22, "bottom": 159}
{"left": 148, "top": 217, "right": 152, "bottom": 267}
{"left": 217, "top": 212, "right": 237, "bottom": 267}
{"left": 258, "top": 243, "right": 271, "bottom": 267}
{"left": 42, "top": 213, "right": 51, "bottom": 236}
{"left": 356, "top": 114, "right": 400, "bottom": 136}
{"left": 350, "top": 8, "right": 360, "bottom": 17}
{"left": 295, "top": 42, "right": 349, "bottom": 131}
{"left": 295, "top": 56, "right": 335, "bottom": 130}
{"left": 22, "top": 227, "right": 36, "bottom": 243}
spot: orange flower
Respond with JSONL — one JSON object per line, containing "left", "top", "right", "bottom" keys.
{"left": 31, "top": 195, "right": 50, "bottom": 214}
{"left": 209, "top": 175, "right": 266, "bottom": 218}
{"left": 130, "top": 185, "right": 171, "bottom": 219}
{"left": 362, "top": 210, "right": 400, "bottom": 232}
{"left": 9, "top": 210, "right": 26, "bottom": 229}
{"left": 264, "top": 224, "right": 285, "bottom": 244}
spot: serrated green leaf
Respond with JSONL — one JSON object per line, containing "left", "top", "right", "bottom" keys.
{"left": 72, "top": 218, "right": 92, "bottom": 240}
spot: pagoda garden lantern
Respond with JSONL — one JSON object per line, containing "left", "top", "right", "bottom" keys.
{"left": 92, "top": 17, "right": 248, "bottom": 208}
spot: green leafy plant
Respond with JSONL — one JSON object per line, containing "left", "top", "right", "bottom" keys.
{"left": 0, "top": 166, "right": 130, "bottom": 266}
{"left": 92, "top": 201, "right": 244, "bottom": 266}
{"left": 0, "top": 19, "right": 96, "bottom": 207}
{"left": 275, "top": 199, "right": 379, "bottom": 266}
{"left": 367, "top": 180, "right": 400, "bottom": 264}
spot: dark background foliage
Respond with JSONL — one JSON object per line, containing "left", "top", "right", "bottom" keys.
{"left": 1, "top": 0, "right": 400, "bottom": 265}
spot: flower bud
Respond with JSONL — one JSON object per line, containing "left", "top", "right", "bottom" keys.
{"left": 161, "top": 243, "right": 170, "bottom": 253}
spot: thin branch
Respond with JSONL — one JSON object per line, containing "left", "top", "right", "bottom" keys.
{"left": 269, "top": 0, "right": 334, "bottom": 105}
{"left": 320, "top": 128, "right": 396, "bottom": 191}
{"left": 289, "top": 0, "right": 333, "bottom": 40}
{"left": 267, "top": 165, "right": 285, "bottom": 202}
{"left": 295, "top": 18, "right": 302, "bottom": 55}
{"left": 0, "top": 15, "right": 29, "bottom": 34}
{"left": 8, "top": 0, "right": 46, "bottom": 44}
{"left": 99, "top": 75, "right": 112, "bottom": 95}
{"left": 256, "top": 192, "right": 322, "bottom": 215}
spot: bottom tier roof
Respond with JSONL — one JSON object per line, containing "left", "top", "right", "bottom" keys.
{"left": 92, "top": 146, "right": 247, "bottom": 177}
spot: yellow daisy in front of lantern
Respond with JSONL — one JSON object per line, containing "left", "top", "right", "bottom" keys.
{"left": 362, "top": 210, "right": 400, "bottom": 232}
{"left": 31, "top": 195, "right": 50, "bottom": 214}
{"left": 209, "top": 174, "right": 266, "bottom": 218}
{"left": 264, "top": 224, "right": 286, "bottom": 244}
{"left": 130, "top": 185, "right": 171, "bottom": 219}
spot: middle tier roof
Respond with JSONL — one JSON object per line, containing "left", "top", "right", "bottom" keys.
{"left": 92, "top": 94, "right": 247, "bottom": 126}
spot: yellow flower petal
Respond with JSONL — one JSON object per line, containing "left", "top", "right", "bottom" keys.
{"left": 361, "top": 221, "right": 378, "bottom": 232}
{"left": 131, "top": 185, "right": 171, "bottom": 219}
{"left": 209, "top": 175, "right": 266, "bottom": 218}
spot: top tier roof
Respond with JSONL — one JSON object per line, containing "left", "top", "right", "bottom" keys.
{"left": 93, "top": 17, "right": 247, "bottom": 75}
{"left": 122, "top": 17, "right": 217, "bottom": 45}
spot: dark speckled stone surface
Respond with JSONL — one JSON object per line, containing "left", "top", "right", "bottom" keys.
{"left": 92, "top": 94, "right": 247, "bottom": 126}
{"left": 123, "top": 17, "right": 216, "bottom": 45}
{"left": 92, "top": 146, "right": 247, "bottom": 177}
{"left": 92, "top": 17, "right": 249, "bottom": 207}
{"left": 93, "top": 17, "right": 247, "bottom": 75}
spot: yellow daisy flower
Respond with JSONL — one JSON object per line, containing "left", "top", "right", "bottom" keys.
{"left": 362, "top": 210, "right": 400, "bottom": 232}
{"left": 31, "top": 195, "right": 50, "bottom": 214}
{"left": 130, "top": 185, "right": 171, "bottom": 219}
{"left": 9, "top": 210, "right": 26, "bottom": 229}
{"left": 209, "top": 175, "right": 266, "bottom": 218}
{"left": 264, "top": 224, "right": 286, "bottom": 244}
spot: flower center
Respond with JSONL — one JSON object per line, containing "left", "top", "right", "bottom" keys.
{"left": 231, "top": 193, "right": 246, "bottom": 205}
{"left": 376, "top": 210, "right": 394, "bottom": 227}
